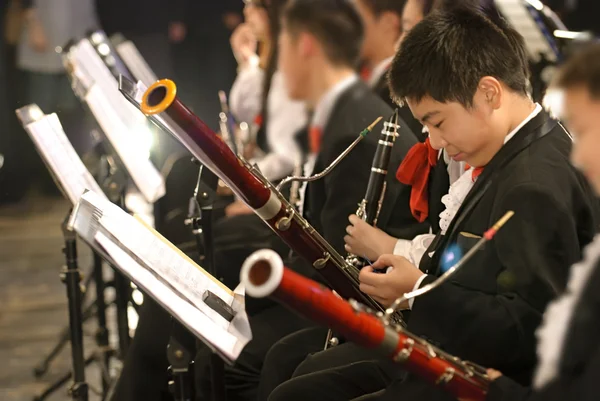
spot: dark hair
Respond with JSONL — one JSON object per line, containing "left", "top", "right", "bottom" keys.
{"left": 389, "top": 4, "right": 530, "bottom": 107}
{"left": 553, "top": 42, "right": 600, "bottom": 99}
{"left": 260, "top": 0, "right": 289, "bottom": 127}
{"left": 282, "top": 0, "right": 364, "bottom": 67}
{"left": 359, "top": 0, "right": 406, "bottom": 17}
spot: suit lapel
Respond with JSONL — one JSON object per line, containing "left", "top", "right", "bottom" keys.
{"left": 302, "top": 83, "right": 360, "bottom": 218}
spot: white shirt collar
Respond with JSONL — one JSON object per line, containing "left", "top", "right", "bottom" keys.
{"left": 311, "top": 74, "right": 359, "bottom": 129}
{"left": 367, "top": 56, "right": 394, "bottom": 88}
{"left": 504, "top": 103, "right": 543, "bottom": 144}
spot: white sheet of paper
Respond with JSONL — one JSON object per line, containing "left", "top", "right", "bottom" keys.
{"left": 69, "top": 40, "right": 166, "bottom": 203}
{"left": 95, "top": 232, "right": 245, "bottom": 361}
{"left": 115, "top": 40, "right": 158, "bottom": 87}
{"left": 19, "top": 106, "right": 108, "bottom": 205}
{"left": 69, "top": 191, "right": 251, "bottom": 362}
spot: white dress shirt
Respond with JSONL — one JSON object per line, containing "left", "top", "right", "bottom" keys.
{"left": 229, "top": 66, "right": 308, "bottom": 182}
{"left": 367, "top": 56, "right": 393, "bottom": 88}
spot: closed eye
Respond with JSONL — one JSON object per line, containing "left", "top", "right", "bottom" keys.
{"left": 434, "top": 121, "right": 444, "bottom": 129}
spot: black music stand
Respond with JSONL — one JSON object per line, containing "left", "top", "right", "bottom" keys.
{"left": 177, "top": 159, "right": 226, "bottom": 401}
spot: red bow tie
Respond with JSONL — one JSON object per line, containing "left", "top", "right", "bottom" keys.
{"left": 309, "top": 126, "right": 323, "bottom": 154}
{"left": 360, "top": 66, "right": 372, "bottom": 82}
{"left": 465, "top": 164, "right": 484, "bottom": 182}
{"left": 395, "top": 138, "right": 439, "bottom": 223}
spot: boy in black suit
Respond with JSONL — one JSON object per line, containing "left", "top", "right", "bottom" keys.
{"left": 254, "top": 0, "right": 427, "bottom": 397}
{"left": 484, "top": 42, "right": 600, "bottom": 401}
{"left": 267, "top": 5, "right": 599, "bottom": 401}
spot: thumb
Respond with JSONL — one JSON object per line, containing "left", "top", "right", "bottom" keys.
{"left": 372, "top": 254, "right": 395, "bottom": 270}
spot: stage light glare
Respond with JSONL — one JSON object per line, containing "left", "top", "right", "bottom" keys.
{"left": 525, "top": 0, "right": 543, "bottom": 11}
{"left": 97, "top": 43, "right": 110, "bottom": 56}
{"left": 542, "top": 89, "right": 565, "bottom": 120}
{"left": 132, "top": 289, "right": 144, "bottom": 305}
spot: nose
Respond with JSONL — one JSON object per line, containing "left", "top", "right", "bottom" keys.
{"left": 428, "top": 130, "right": 447, "bottom": 150}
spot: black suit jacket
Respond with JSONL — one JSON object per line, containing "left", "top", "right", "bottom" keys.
{"left": 488, "top": 255, "right": 600, "bottom": 401}
{"left": 303, "top": 81, "right": 422, "bottom": 255}
{"left": 388, "top": 110, "right": 599, "bottom": 401}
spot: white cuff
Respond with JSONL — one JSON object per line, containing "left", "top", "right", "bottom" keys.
{"left": 408, "top": 274, "right": 428, "bottom": 310}
{"left": 393, "top": 239, "right": 412, "bottom": 258}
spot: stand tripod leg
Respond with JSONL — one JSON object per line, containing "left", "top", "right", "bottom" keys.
{"left": 92, "top": 252, "right": 110, "bottom": 394}
{"left": 113, "top": 268, "right": 131, "bottom": 358}
{"left": 62, "top": 228, "right": 89, "bottom": 401}
{"left": 33, "top": 268, "right": 95, "bottom": 378}
{"left": 32, "top": 355, "right": 96, "bottom": 401}
{"left": 167, "top": 320, "right": 195, "bottom": 401}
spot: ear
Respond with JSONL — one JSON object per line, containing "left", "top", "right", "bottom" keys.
{"left": 477, "top": 76, "right": 503, "bottom": 110}
{"left": 380, "top": 11, "right": 402, "bottom": 35}
{"left": 298, "top": 31, "right": 316, "bottom": 59}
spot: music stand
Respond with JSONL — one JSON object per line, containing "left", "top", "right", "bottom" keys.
{"left": 110, "top": 33, "right": 158, "bottom": 87}
{"left": 63, "top": 36, "right": 165, "bottom": 206}
{"left": 16, "top": 105, "right": 112, "bottom": 401}
{"left": 69, "top": 191, "right": 252, "bottom": 401}
{"left": 495, "top": 0, "right": 570, "bottom": 100}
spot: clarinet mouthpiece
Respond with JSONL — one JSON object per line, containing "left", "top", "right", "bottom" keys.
{"left": 361, "top": 116, "right": 384, "bottom": 137}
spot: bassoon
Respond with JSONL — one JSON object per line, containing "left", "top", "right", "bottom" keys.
{"left": 121, "top": 77, "right": 404, "bottom": 325}
{"left": 239, "top": 212, "right": 514, "bottom": 401}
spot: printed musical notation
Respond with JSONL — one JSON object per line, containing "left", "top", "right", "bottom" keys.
{"left": 70, "top": 191, "right": 252, "bottom": 362}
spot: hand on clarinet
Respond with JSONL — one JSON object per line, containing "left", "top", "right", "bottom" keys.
{"left": 359, "top": 254, "right": 424, "bottom": 308}
{"left": 344, "top": 215, "right": 398, "bottom": 261}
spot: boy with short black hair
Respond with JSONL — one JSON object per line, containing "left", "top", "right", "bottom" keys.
{"left": 268, "top": 5, "right": 599, "bottom": 401}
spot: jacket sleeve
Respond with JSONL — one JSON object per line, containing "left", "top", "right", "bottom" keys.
{"left": 410, "top": 183, "right": 578, "bottom": 370}
{"left": 488, "top": 344, "right": 600, "bottom": 401}
{"left": 320, "top": 133, "right": 378, "bottom": 255}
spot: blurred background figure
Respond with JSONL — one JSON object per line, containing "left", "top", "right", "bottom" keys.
{"left": 8, "top": 0, "right": 98, "bottom": 199}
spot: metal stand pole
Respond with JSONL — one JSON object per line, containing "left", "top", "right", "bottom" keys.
{"left": 92, "top": 252, "right": 111, "bottom": 393}
{"left": 61, "top": 215, "right": 89, "bottom": 401}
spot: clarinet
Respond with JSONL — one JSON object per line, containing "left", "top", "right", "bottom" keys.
{"left": 240, "top": 213, "right": 514, "bottom": 401}
{"left": 346, "top": 110, "right": 400, "bottom": 267}
{"left": 126, "top": 78, "right": 405, "bottom": 326}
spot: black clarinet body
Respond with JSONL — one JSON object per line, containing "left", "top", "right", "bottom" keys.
{"left": 361, "top": 112, "right": 399, "bottom": 225}
{"left": 355, "top": 110, "right": 399, "bottom": 227}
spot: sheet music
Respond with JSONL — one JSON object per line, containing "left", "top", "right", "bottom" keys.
{"left": 69, "top": 191, "right": 252, "bottom": 362}
{"left": 114, "top": 40, "right": 158, "bottom": 87}
{"left": 66, "top": 39, "right": 166, "bottom": 204}
{"left": 16, "top": 104, "right": 108, "bottom": 205}
{"left": 495, "top": 0, "right": 559, "bottom": 63}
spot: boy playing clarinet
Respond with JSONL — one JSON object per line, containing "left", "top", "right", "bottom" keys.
{"left": 267, "top": 4, "right": 599, "bottom": 401}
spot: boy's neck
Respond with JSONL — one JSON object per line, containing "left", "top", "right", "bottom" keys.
{"left": 476, "top": 96, "right": 537, "bottom": 167}
{"left": 505, "top": 97, "right": 537, "bottom": 136}
{"left": 305, "top": 62, "right": 356, "bottom": 109}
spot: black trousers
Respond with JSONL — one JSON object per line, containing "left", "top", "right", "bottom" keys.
{"left": 110, "top": 298, "right": 172, "bottom": 401}
{"left": 258, "top": 326, "right": 328, "bottom": 400}
{"left": 194, "top": 304, "right": 314, "bottom": 401}
{"left": 265, "top": 337, "right": 404, "bottom": 401}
